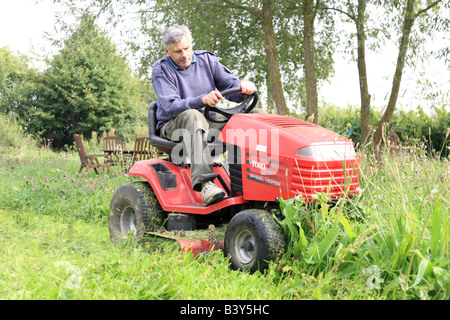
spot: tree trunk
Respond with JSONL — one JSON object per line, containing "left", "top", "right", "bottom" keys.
{"left": 373, "top": 0, "right": 416, "bottom": 149}
{"left": 261, "top": 0, "right": 289, "bottom": 115}
{"left": 356, "top": 0, "right": 371, "bottom": 146}
{"left": 303, "top": 0, "right": 319, "bottom": 124}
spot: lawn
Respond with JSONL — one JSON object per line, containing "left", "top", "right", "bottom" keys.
{"left": 0, "top": 144, "right": 448, "bottom": 300}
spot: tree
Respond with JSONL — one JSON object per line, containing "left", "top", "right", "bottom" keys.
{"left": 373, "top": 0, "right": 444, "bottom": 149}
{"left": 39, "top": 13, "right": 143, "bottom": 149}
{"left": 0, "top": 47, "right": 30, "bottom": 115}
{"left": 323, "top": 0, "right": 372, "bottom": 144}
{"left": 323, "top": 0, "right": 446, "bottom": 148}
{"left": 52, "top": 0, "right": 337, "bottom": 117}
{"left": 280, "top": 0, "right": 323, "bottom": 122}
{"left": 301, "top": 0, "right": 320, "bottom": 123}
{"left": 258, "top": 0, "right": 289, "bottom": 115}
{"left": 0, "top": 46, "right": 44, "bottom": 136}
{"left": 302, "top": 0, "right": 320, "bottom": 123}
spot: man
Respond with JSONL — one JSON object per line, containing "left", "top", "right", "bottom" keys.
{"left": 152, "top": 25, "right": 256, "bottom": 206}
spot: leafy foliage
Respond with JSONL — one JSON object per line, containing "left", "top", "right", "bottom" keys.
{"left": 37, "top": 13, "right": 144, "bottom": 149}
{"left": 0, "top": 47, "right": 44, "bottom": 137}
{"left": 0, "top": 113, "right": 38, "bottom": 155}
{"left": 1, "top": 13, "right": 154, "bottom": 150}
{"left": 316, "top": 104, "right": 449, "bottom": 157}
{"left": 274, "top": 145, "right": 449, "bottom": 299}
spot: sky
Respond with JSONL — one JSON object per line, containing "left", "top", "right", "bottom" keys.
{"left": 0, "top": 0, "right": 61, "bottom": 59}
{"left": 1, "top": 0, "right": 448, "bottom": 114}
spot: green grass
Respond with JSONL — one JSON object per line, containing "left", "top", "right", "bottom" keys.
{"left": 0, "top": 144, "right": 448, "bottom": 300}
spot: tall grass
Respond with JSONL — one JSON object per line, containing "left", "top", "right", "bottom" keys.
{"left": 359, "top": 145, "right": 449, "bottom": 299}
{"left": 276, "top": 143, "right": 449, "bottom": 299}
{"left": 0, "top": 113, "right": 39, "bottom": 157}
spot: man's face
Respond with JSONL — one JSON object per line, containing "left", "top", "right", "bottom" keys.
{"left": 165, "top": 35, "right": 193, "bottom": 69}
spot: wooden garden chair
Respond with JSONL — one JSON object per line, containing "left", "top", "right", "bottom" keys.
{"left": 131, "top": 137, "right": 151, "bottom": 166}
{"left": 131, "top": 137, "right": 165, "bottom": 165}
{"left": 102, "top": 136, "right": 126, "bottom": 166}
{"left": 73, "top": 134, "right": 110, "bottom": 174}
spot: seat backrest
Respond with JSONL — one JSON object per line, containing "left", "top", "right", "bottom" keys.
{"left": 148, "top": 101, "right": 179, "bottom": 153}
{"left": 73, "top": 134, "right": 88, "bottom": 165}
{"left": 103, "top": 136, "right": 126, "bottom": 151}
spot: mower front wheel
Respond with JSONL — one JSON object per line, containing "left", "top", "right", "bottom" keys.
{"left": 109, "top": 181, "right": 165, "bottom": 245}
{"left": 225, "top": 209, "right": 285, "bottom": 272}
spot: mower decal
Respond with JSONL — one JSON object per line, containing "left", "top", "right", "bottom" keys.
{"left": 243, "top": 155, "right": 293, "bottom": 199}
{"left": 247, "top": 173, "right": 282, "bottom": 188}
{"left": 245, "top": 157, "right": 290, "bottom": 190}
{"left": 245, "top": 152, "right": 279, "bottom": 175}
{"left": 250, "top": 159, "right": 266, "bottom": 170}
{"left": 256, "top": 144, "right": 267, "bottom": 152}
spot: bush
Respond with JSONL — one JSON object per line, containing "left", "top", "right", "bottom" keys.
{"left": 0, "top": 113, "right": 37, "bottom": 156}
{"left": 391, "top": 105, "right": 450, "bottom": 157}
{"left": 318, "top": 104, "right": 449, "bottom": 157}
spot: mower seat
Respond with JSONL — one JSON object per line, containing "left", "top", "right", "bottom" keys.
{"left": 148, "top": 101, "right": 226, "bottom": 159}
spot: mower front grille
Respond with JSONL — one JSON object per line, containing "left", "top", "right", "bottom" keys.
{"left": 291, "top": 157, "right": 360, "bottom": 201}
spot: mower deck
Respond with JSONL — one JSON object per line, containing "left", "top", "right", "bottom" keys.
{"left": 145, "top": 224, "right": 225, "bottom": 256}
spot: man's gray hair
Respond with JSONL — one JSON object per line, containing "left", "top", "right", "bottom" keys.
{"left": 162, "top": 25, "right": 193, "bottom": 49}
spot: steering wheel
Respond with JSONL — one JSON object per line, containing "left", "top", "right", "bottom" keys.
{"left": 204, "top": 87, "right": 258, "bottom": 123}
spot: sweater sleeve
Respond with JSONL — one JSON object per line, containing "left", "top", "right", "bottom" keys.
{"left": 212, "top": 58, "right": 247, "bottom": 103}
{"left": 152, "top": 62, "right": 204, "bottom": 119}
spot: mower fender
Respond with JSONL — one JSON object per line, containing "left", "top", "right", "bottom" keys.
{"left": 128, "top": 158, "right": 195, "bottom": 203}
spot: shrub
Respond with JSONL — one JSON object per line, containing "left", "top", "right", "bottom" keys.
{"left": 0, "top": 113, "right": 37, "bottom": 156}
{"left": 318, "top": 104, "right": 449, "bottom": 157}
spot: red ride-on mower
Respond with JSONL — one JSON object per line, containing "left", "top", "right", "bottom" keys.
{"left": 109, "top": 87, "right": 360, "bottom": 272}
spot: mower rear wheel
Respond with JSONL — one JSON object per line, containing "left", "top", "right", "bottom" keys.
{"left": 109, "top": 181, "right": 165, "bottom": 245}
{"left": 225, "top": 209, "right": 285, "bottom": 272}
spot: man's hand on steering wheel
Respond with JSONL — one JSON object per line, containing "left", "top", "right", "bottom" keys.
{"left": 239, "top": 80, "right": 256, "bottom": 95}
{"left": 201, "top": 80, "right": 255, "bottom": 107}
{"left": 202, "top": 90, "right": 224, "bottom": 107}
{"left": 203, "top": 84, "right": 259, "bottom": 123}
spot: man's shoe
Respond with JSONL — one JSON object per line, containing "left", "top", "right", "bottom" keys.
{"left": 201, "top": 181, "right": 225, "bottom": 206}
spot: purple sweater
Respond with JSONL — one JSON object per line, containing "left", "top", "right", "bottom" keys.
{"left": 152, "top": 50, "right": 246, "bottom": 131}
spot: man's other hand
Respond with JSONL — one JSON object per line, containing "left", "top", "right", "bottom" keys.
{"left": 202, "top": 90, "right": 224, "bottom": 107}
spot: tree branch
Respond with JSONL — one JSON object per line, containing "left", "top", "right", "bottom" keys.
{"left": 415, "top": 0, "right": 443, "bottom": 17}
{"left": 202, "top": 0, "right": 262, "bottom": 19}
{"left": 321, "top": 6, "right": 356, "bottom": 21}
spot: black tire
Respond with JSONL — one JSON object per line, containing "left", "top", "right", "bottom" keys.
{"left": 109, "top": 181, "right": 165, "bottom": 245}
{"left": 224, "top": 209, "right": 285, "bottom": 272}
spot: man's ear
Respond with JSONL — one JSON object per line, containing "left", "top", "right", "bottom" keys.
{"left": 164, "top": 48, "right": 170, "bottom": 57}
